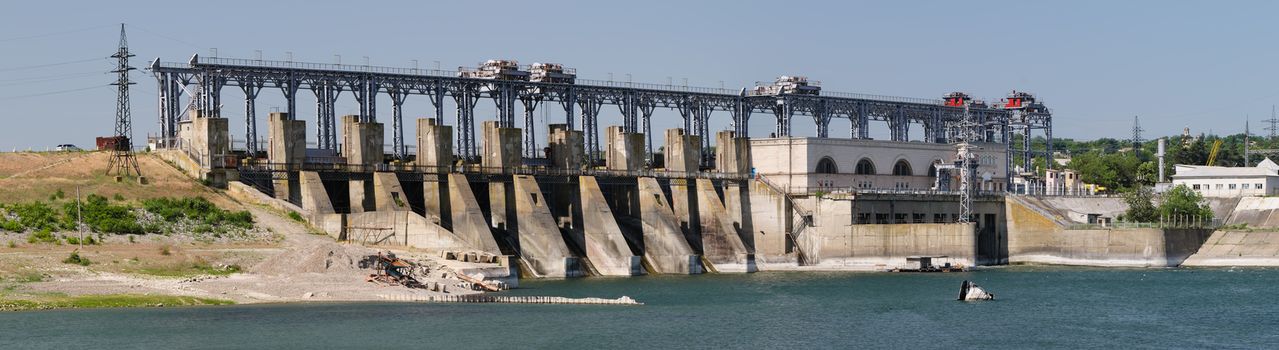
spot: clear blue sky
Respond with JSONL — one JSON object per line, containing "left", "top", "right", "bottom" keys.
{"left": 2, "top": 0, "right": 1276, "bottom": 151}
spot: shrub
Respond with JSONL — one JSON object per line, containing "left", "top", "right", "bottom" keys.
{"left": 11, "top": 202, "right": 60, "bottom": 231}
{"left": 113, "top": 194, "right": 125, "bottom": 201}
{"left": 7, "top": 241, "right": 15, "bottom": 248}
{"left": 160, "top": 246, "right": 171, "bottom": 255}
{"left": 141, "top": 197, "right": 254, "bottom": 229}
{"left": 29, "top": 228, "right": 57, "bottom": 244}
{"left": 63, "top": 251, "right": 91, "bottom": 266}
{"left": 63, "top": 194, "right": 141, "bottom": 234}
{"left": 288, "top": 211, "right": 304, "bottom": 222}
{"left": 65, "top": 236, "right": 79, "bottom": 245}
{"left": 51, "top": 189, "right": 65, "bottom": 201}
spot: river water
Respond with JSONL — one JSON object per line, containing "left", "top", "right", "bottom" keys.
{"left": 3, "top": 266, "right": 1276, "bottom": 349}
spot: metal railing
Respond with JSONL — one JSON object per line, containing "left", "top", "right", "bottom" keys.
{"left": 198, "top": 56, "right": 457, "bottom": 77}
{"left": 237, "top": 162, "right": 752, "bottom": 180}
{"left": 1066, "top": 216, "right": 1222, "bottom": 230}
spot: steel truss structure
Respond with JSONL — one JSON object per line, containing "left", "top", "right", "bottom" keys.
{"left": 149, "top": 55, "right": 1053, "bottom": 180}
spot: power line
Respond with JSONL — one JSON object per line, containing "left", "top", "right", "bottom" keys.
{"left": 0, "top": 24, "right": 114, "bottom": 43}
{"left": 0, "top": 72, "right": 104, "bottom": 87}
{"left": 0, "top": 58, "right": 106, "bottom": 73}
{"left": 0, "top": 84, "right": 108, "bottom": 100}
{"left": 0, "top": 71, "right": 103, "bottom": 83}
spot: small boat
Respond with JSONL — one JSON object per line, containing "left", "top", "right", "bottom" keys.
{"left": 958, "top": 280, "right": 994, "bottom": 301}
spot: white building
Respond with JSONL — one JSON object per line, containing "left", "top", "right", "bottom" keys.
{"left": 1172, "top": 158, "right": 1279, "bottom": 197}
{"left": 748, "top": 137, "right": 1008, "bottom": 193}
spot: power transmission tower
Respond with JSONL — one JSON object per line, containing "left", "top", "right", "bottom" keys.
{"left": 106, "top": 23, "right": 142, "bottom": 179}
{"left": 1264, "top": 105, "right": 1279, "bottom": 139}
{"left": 955, "top": 105, "right": 980, "bottom": 224}
{"left": 1132, "top": 115, "right": 1144, "bottom": 158}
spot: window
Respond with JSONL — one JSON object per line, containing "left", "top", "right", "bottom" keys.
{"left": 1257, "top": 183, "right": 1264, "bottom": 190}
{"left": 1230, "top": 184, "right": 1238, "bottom": 190}
{"left": 1193, "top": 184, "right": 1201, "bottom": 190}
{"left": 855, "top": 158, "right": 876, "bottom": 175}
{"left": 892, "top": 160, "right": 913, "bottom": 176}
{"left": 815, "top": 157, "right": 838, "bottom": 174}
{"left": 913, "top": 213, "right": 926, "bottom": 223}
{"left": 934, "top": 214, "right": 947, "bottom": 223}
{"left": 1243, "top": 184, "right": 1251, "bottom": 189}
{"left": 927, "top": 163, "right": 938, "bottom": 177}
{"left": 1217, "top": 184, "right": 1224, "bottom": 189}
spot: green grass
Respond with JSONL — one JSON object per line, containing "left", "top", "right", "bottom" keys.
{"left": 0, "top": 294, "right": 233, "bottom": 311}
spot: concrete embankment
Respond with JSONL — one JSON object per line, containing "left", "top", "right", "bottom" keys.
{"left": 1183, "top": 197, "right": 1279, "bottom": 267}
{"left": 1182, "top": 230, "right": 1279, "bottom": 266}
{"left": 1006, "top": 196, "right": 1213, "bottom": 267}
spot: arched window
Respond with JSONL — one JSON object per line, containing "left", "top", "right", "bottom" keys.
{"left": 815, "top": 157, "right": 838, "bottom": 174}
{"left": 855, "top": 158, "right": 876, "bottom": 175}
{"left": 892, "top": 160, "right": 913, "bottom": 176}
{"left": 927, "top": 163, "right": 938, "bottom": 177}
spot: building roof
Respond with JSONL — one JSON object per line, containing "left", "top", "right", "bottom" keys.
{"left": 1173, "top": 158, "right": 1279, "bottom": 179}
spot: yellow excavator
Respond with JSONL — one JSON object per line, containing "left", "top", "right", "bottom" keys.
{"left": 1206, "top": 139, "right": 1224, "bottom": 166}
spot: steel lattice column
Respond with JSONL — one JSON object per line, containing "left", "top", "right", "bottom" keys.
{"left": 388, "top": 85, "right": 408, "bottom": 159}
{"left": 454, "top": 85, "right": 480, "bottom": 160}
{"left": 240, "top": 80, "right": 263, "bottom": 157}
{"left": 578, "top": 97, "right": 603, "bottom": 163}
{"left": 520, "top": 94, "right": 543, "bottom": 158}
{"left": 638, "top": 100, "right": 655, "bottom": 161}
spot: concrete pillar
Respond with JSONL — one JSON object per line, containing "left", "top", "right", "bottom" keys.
{"left": 663, "top": 128, "right": 700, "bottom": 173}
{"left": 512, "top": 175, "right": 583, "bottom": 278}
{"left": 580, "top": 176, "right": 644, "bottom": 276}
{"left": 268, "top": 112, "right": 306, "bottom": 165}
{"left": 342, "top": 115, "right": 383, "bottom": 213}
{"left": 482, "top": 121, "right": 521, "bottom": 233}
{"left": 714, "top": 130, "right": 750, "bottom": 174}
{"left": 638, "top": 177, "right": 702, "bottom": 274}
{"left": 547, "top": 124, "right": 583, "bottom": 170}
{"left": 417, "top": 118, "right": 452, "bottom": 225}
{"left": 715, "top": 130, "right": 755, "bottom": 263}
{"left": 696, "top": 178, "right": 756, "bottom": 272}
{"left": 664, "top": 129, "right": 702, "bottom": 252}
{"left": 447, "top": 173, "right": 501, "bottom": 254}
{"left": 606, "top": 126, "right": 644, "bottom": 171}
{"left": 342, "top": 115, "right": 384, "bottom": 167}
{"left": 268, "top": 112, "right": 305, "bottom": 201}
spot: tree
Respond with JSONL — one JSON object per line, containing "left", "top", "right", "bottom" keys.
{"left": 1122, "top": 187, "right": 1158, "bottom": 222}
{"left": 1158, "top": 185, "right": 1214, "bottom": 222}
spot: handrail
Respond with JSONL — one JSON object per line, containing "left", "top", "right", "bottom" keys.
{"left": 237, "top": 162, "right": 752, "bottom": 181}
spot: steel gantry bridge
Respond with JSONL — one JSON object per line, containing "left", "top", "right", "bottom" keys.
{"left": 148, "top": 55, "right": 1053, "bottom": 176}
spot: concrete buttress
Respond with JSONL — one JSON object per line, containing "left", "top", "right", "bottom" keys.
{"left": 579, "top": 176, "right": 644, "bottom": 276}
{"left": 448, "top": 174, "right": 502, "bottom": 254}
{"left": 638, "top": 177, "right": 703, "bottom": 274}
{"left": 512, "top": 175, "right": 584, "bottom": 278}
{"left": 696, "top": 178, "right": 757, "bottom": 272}
{"left": 373, "top": 172, "right": 410, "bottom": 212}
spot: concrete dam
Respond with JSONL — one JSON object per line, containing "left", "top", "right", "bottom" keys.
{"left": 146, "top": 54, "right": 1068, "bottom": 278}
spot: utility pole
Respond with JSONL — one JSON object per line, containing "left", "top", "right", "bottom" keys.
{"left": 76, "top": 187, "right": 83, "bottom": 249}
{"left": 106, "top": 23, "right": 143, "bottom": 179}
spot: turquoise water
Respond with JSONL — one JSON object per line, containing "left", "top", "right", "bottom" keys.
{"left": 3, "top": 266, "right": 1277, "bottom": 349}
